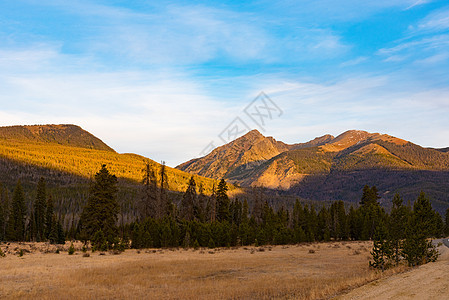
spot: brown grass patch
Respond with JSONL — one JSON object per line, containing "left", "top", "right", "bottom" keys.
{"left": 0, "top": 241, "right": 405, "bottom": 299}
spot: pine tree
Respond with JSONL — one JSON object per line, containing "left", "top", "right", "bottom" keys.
{"left": 317, "top": 206, "right": 331, "bottom": 241}
{"left": 370, "top": 222, "right": 392, "bottom": 271}
{"left": 252, "top": 187, "right": 264, "bottom": 224}
{"left": 195, "top": 183, "right": 207, "bottom": 222}
{"left": 336, "top": 201, "right": 348, "bottom": 240}
{"left": 45, "top": 195, "right": 54, "bottom": 239}
{"left": 231, "top": 198, "right": 242, "bottom": 225}
{"left": 360, "top": 185, "right": 379, "bottom": 206}
{"left": 207, "top": 182, "right": 216, "bottom": 223}
{"left": 402, "top": 192, "right": 439, "bottom": 266}
{"left": 140, "top": 161, "right": 157, "bottom": 219}
{"left": 80, "top": 164, "right": 119, "bottom": 248}
{"left": 413, "top": 192, "right": 438, "bottom": 237}
{"left": 28, "top": 208, "right": 36, "bottom": 242}
{"left": 242, "top": 199, "right": 249, "bottom": 225}
{"left": 48, "top": 215, "right": 58, "bottom": 244}
{"left": 0, "top": 187, "right": 9, "bottom": 241}
{"left": 304, "top": 205, "right": 318, "bottom": 242}
{"left": 389, "top": 193, "right": 409, "bottom": 265}
{"left": 359, "top": 185, "right": 384, "bottom": 240}
{"left": 56, "top": 219, "right": 65, "bottom": 244}
{"left": 158, "top": 162, "right": 171, "bottom": 218}
{"left": 6, "top": 180, "right": 27, "bottom": 241}
{"left": 348, "top": 206, "right": 361, "bottom": 240}
{"left": 34, "top": 177, "right": 47, "bottom": 242}
{"left": 181, "top": 176, "right": 196, "bottom": 221}
{"left": 216, "top": 179, "right": 230, "bottom": 222}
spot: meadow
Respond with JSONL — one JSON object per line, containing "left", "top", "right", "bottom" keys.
{"left": 0, "top": 241, "right": 407, "bottom": 299}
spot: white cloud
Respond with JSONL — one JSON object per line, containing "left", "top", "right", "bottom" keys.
{"left": 415, "top": 6, "right": 449, "bottom": 32}
{"left": 340, "top": 56, "right": 368, "bottom": 67}
{"left": 405, "top": 0, "right": 432, "bottom": 10}
{"left": 378, "top": 34, "right": 449, "bottom": 64}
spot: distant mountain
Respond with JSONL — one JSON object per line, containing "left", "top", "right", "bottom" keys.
{"left": 0, "top": 124, "right": 114, "bottom": 152}
{"left": 177, "top": 129, "right": 449, "bottom": 212}
{"left": 177, "top": 129, "right": 335, "bottom": 181}
{"left": 177, "top": 130, "right": 291, "bottom": 180}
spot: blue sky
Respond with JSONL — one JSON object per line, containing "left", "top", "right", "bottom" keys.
{"left": 1, "top": 0, "right": 448, "bottom": 166}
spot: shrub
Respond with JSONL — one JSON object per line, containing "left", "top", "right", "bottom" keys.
{"left": 68, "top": 243, "right": 75, "bottom": 255}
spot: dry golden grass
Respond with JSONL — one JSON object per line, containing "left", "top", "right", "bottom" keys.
{"left": 0, "top": 241, "right": 406, "bottom": 300}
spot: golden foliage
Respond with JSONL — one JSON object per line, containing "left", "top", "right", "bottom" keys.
{"left": 0, "top": 139, "right": 227, "bottom": 195}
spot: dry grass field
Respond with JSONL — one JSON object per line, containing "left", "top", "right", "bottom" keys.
{"left": 337, "top": 243, "right": 449, "bottom": 300}
{"left": 0, "top": 241, "right": 406, "bottom": 300}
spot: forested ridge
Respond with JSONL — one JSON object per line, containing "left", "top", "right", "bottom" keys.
{"left": 1, "top": 165, "right": 447, "bottom": 270}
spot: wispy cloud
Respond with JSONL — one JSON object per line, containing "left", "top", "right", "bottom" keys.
{"left": 414, "top": 6, "right": 449, "bottom": 32}
{"left": 405, "top": 0, "right": 432, "bottom": 11}
{"left": 340, "top": 56, "right": 368, "bottom": 67}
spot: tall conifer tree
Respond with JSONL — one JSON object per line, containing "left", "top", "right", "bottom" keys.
{"left": 402, "top": 192, "right": 439, "bottom": 266}
{"left": 45, "top": 195, "right": 54, "bottom": 239}
{"left": 158, "top": 162, "right": 171, "bottom": 218}
{"left": 181, "top": 176, "right": 196, "bottom": 221}
{"left": 216, "top": 179, "right": 230, "bottom": 222}
{"left": 140, "top": 161, "right": 157, "bottom": 219}
{"left": 80, "top": 164, "right": 119, "bottom": 247}
{"left": 389, "top": 193, "right": 409, "bottom": 265}
{"left": 6, "top": 180, "right": 27, "bottom": 241}
{"left": 34, "top": 177, "right": 47, "bottom": 242}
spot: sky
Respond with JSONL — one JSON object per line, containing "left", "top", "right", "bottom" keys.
{"left": 0, "top": 0, "right": 448, "bottom": 166}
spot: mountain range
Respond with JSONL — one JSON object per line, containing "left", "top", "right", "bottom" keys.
{"left": 177, "top": 129, "right": 449, "bottom": 212}
{"left": 0, "top": 124, "right": 448, "bottom": 214}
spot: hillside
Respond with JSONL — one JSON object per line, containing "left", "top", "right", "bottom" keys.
{"left": 0, "top": 124, "right": 114, "bottom": 152}
{"left": 177, "top": 130, "right": 449, "bottom": 212}
{"left": 0, "top": 124, "right": 224, "bottom": 193}
{"left": 0, "top": 124, "right": 234, "bottom": 226}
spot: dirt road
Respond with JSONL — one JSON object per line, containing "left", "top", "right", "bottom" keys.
{"left": 337, "top": 242, "right": 449, "bottom": 300}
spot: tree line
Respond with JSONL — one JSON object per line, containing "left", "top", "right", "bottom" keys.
{"left": 1, "top": 163, "right": 449, "bottom": 268}
{"left": 0, "top": 178, "right": 65, "bottom": 244}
